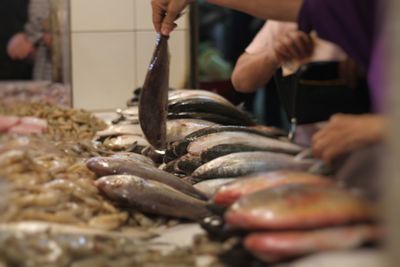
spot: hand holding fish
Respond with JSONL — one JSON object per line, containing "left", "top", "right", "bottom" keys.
{"left": 151, "top": 0, "right": 193, "bottom": 35}
{"left": 312, "top": 114, "right": 387, "bottom": 163}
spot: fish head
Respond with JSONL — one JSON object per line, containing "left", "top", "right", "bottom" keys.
{"left": 95, "top": 175, "right": 134, "bottom": 204}
{"left": 86, "top": 157, "right": 117, "bottom": 177}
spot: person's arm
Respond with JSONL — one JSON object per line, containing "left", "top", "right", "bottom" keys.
{"left": 151, "top": 0, "right": 302, "bottom": 35}
{"left": 231, "top": 50, "right": 279, "bottom": 93}
{"left": 232, "top": 26, "right": 313, "bottom": 93}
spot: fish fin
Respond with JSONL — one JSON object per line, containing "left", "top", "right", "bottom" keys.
{"left": 236, "top": 102, "right": 246, "bottom": 111}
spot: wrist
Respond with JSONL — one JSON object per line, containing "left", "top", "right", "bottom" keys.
{"left": 363, "top": 115, "right": 387, "bottom": 143}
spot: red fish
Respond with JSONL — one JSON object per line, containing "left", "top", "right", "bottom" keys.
{"left": 225, "top": 184, "right": 376, "bottom": 230}
{"left": 213, "top": 171, "right": 333, "bottom": 207}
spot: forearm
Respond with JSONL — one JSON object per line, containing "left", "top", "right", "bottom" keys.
{"left": 231, "top": 51, "right": 280, "bottom": 93}
{"left": 206, "top": 0, "right": 302, "bottom": 21}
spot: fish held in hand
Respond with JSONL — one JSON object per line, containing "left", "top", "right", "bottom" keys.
{"left": 139, "top": 34, "right": 170, "bottom": 150}
{"left": 96, "top": 175, "right": 211, "bottom": 220}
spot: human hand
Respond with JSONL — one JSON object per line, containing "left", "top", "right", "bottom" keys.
{"left": 151, "top": 0, "right": 192, "bottom": 35}
{"left": 312, "top": 114, "right": 387, "bottom": 164}
{"left": 7, "top": 33, "right": 34, "bottom": 60}
{"left": 274, "top": 30, "right": 314, "bottom": 63}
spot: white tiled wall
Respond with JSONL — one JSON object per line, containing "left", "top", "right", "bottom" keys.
{"left": 70, "top": 0, "right": 189, "bottom": 110}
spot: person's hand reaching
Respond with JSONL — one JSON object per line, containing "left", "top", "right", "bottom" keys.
{"left": 312, "top": 114, "right": 387, "bottom": 164}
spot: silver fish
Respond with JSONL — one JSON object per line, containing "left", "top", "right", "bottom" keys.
{"left": 96, "top": 175, "right": 211, "bottom": 220}
{"left": 86, "top": 157, "right": 207, "bottom": 200}
{"left": 170, "top": 125, "right": 286, "bottom": 159}
{"left": 187, "top": 131, "right": 303, "bottom": 156}
{"left": 192, "top": 151, "right": 315, "bottom": 181}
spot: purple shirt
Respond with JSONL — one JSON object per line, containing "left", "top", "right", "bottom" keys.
{"left": 298, "top": 0, "right": 385, "bottom": 112}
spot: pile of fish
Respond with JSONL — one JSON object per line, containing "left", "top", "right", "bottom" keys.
{"left": 91, "top": 88, "right": 305, "bottom": 222}
{"left": 206, "top": 172, "right": 381, "bottom": 263}
{"left": 96, "top": 85, "right": 277, "bottom": 143}
{"left": 162, "top": 126, "right": 316, "bottom": 183}
{"left": 0, "top": 135, "right": 128, "bottom": 229}
{"left": 0, "top": 135, "right": 180, "bottom": 231}
{"left": 0, "top": 81, "right": 71, "bottom": 107}
{"left": 86, "top": 156, "right": 211, "bottom": 221}
{"left": 0, "top": 101, "right": 107, "bottom": 141}
{"left": 0, "top": 115, "right": 48, "bottom": 134}
{"left": 0, "top": 222, "right": 192, "bottom": 267}
{"left": 115, "top": 86, "right": 382, "bottom": 262}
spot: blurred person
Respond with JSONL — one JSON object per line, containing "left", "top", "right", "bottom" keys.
{"left": 231, "top": 21, "right": 365, "bottom": 146}
{"left": 7, "top": 0, "right": 52, "bottom": 80}
{"left": 151, "top": 0, "right": 386, "bottom": 164}
{"left": 0, "top": 0, "right": 32, "bottom": 80}
{"left": 231, "top": 20, "right": 348, "bottom": 92}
